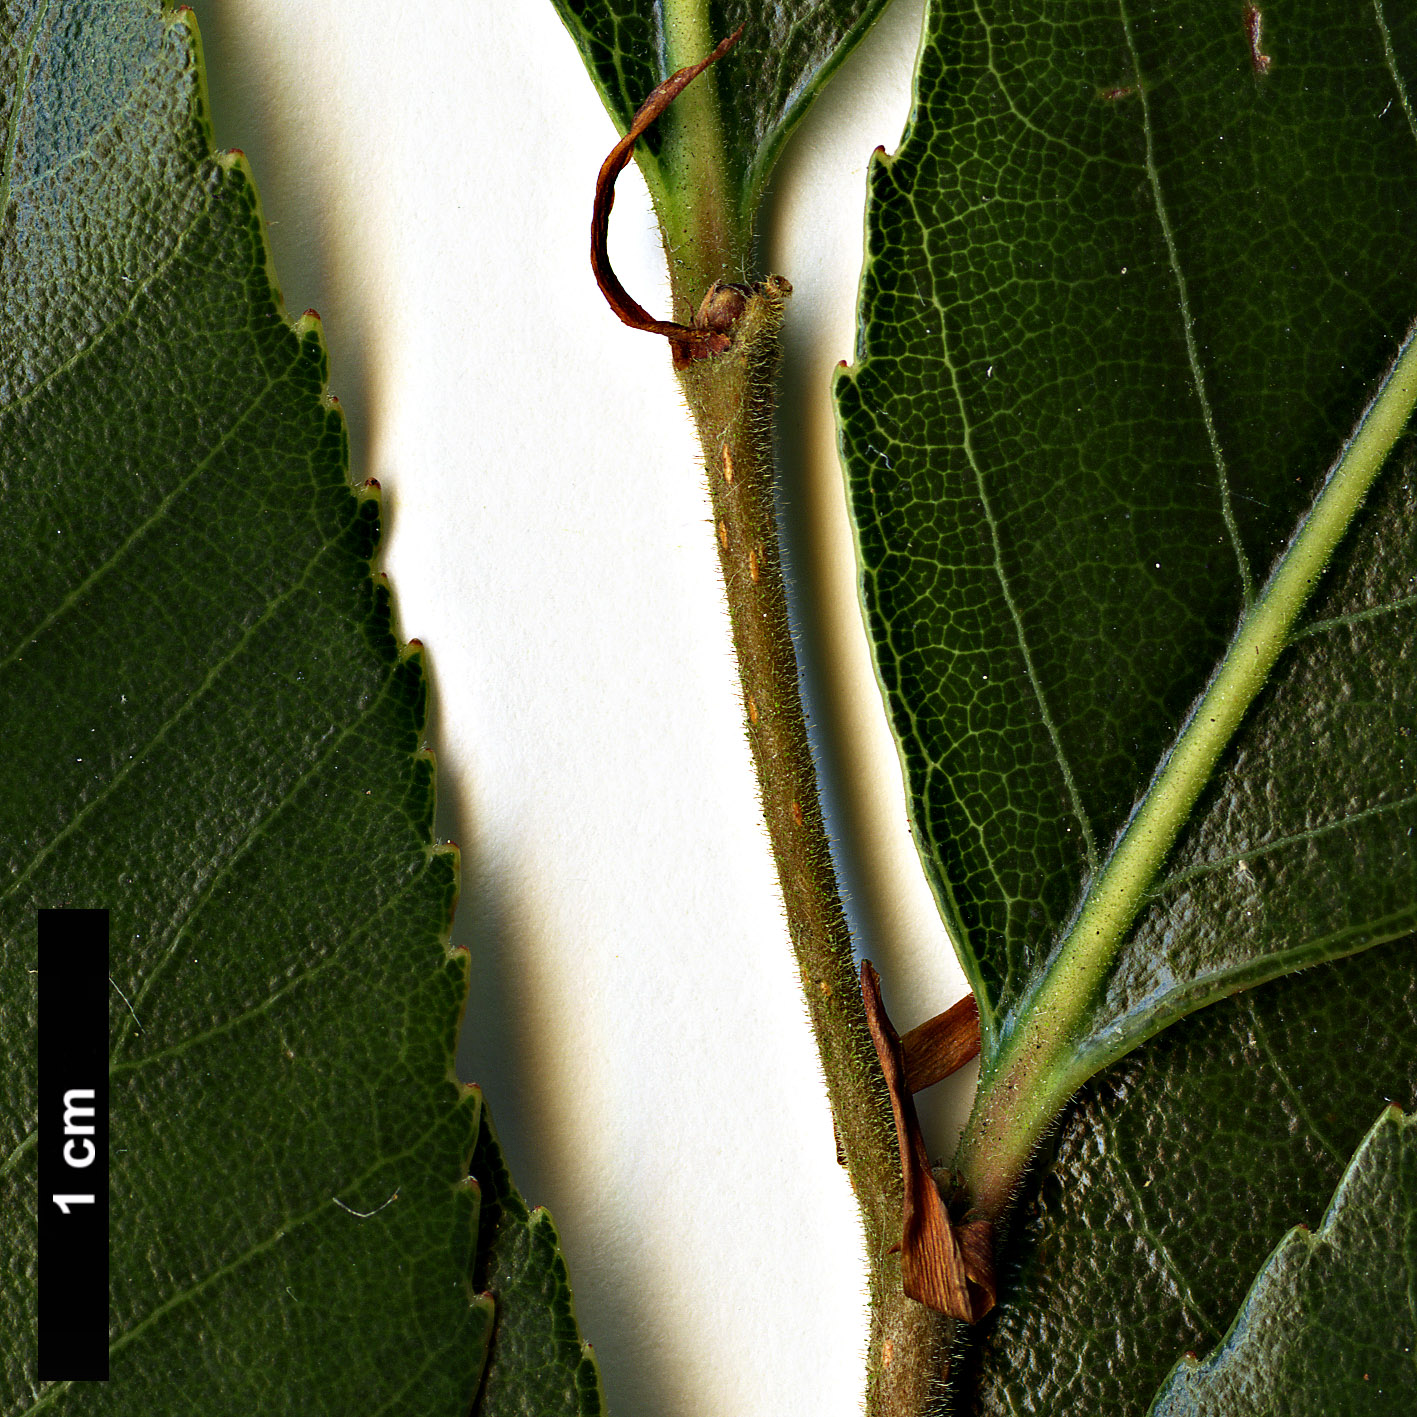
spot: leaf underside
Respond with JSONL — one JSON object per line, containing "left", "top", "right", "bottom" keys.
{"left": 836, "top": 0, "right": 1417, "bottom": 1406}
{"left": 838, "top": 0, "right": 1417, "bottom": 1075}
{"left": 951, "top": 931, "right": 1417, "bottom": 1414}
{"left": 0, "top": 5, "right": 594, "bottom": 1412}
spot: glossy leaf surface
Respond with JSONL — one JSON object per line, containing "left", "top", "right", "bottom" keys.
{"left": 0, "top": 5, "right": 592, "bottom": 1411}
{"left": 1150, "top": 1106, "right": 1417, "bottom": 1415}
{"left": 951, "top": 933, "right": 1417, "bottom": 1413}
{"left": 836, "top": 0, "right": 1417, "bottom": 1068}
{"left": 548, "top": 0, "right": 897, "bottom": 235}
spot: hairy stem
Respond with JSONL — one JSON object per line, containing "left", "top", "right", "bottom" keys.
{"left": 674, "top": 280, "right": 952, "bottom": 1417}
{"left": 601, "top": 23, "right": 952, "bottom": 1410}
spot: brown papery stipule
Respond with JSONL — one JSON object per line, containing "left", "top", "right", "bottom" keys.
{"left": 590, "top": 26, "right": 744, "bottom": 363}
{"left": 861, "top": 962, "right": 995, "bottom": 1322}
{"left": 901, "top": 991, "right": 980, "bottom": 1093}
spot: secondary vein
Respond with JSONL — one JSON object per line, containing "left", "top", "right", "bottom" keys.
{"left": 932, "top": 294, "right": 1100, "bottom": 871}
{"left": 1154, "top": 789, "right": 1417, "bottom": 894}
{"left": 958, "top": 322, "right": 1417, "bottom": 1217}
{"left": 1294, "top": 589, "right": 1417, "bottom": 640}
{"left": 0, "top": 0, "right": 52, "bottom": 226}
{"left": 1118, "top": 0, "right": 1253, "bottom": 604}
{"left": 1245, "top": 996, "right": 1349, "bottom": 1164}
{"left": 1114, "top": 1163, "right": 1222, "bottom": 1339}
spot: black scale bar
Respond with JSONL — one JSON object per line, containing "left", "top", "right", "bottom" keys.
{"left": 37, "top": 909, "right": 110, "bottom": 1382}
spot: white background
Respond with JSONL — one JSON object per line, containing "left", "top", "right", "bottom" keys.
{"left": 188, "top": 3, "right": 973, "bottom": 1414}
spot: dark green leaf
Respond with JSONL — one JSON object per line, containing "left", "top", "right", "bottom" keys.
{"left": 1149, "top": 1104, "right": 1417, "bottom": 1415}
{"left": 0, "top": 5, "right": 595, "bottom": 1411}
{"left": 836, "top": 0, "right": 1417, "bottom": 1072}
{"left": 1082, "top": 432, "right": 1417, "bottom": 1062}
{"left": 548, "top": 0, "right": 898, "bottom": 239}
{"left": 949, "top": 933, "right": 1417, "bottom": 1414}
{"left": 470, "top": 1111, "right": 607, "bottom": 1417}
{"left": 836, "top": 0, "right": 1417, "bottom": 1396}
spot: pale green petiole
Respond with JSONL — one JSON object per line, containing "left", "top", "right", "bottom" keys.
{"left": 957, "top": 325, "right": 1417, "bottom": 1219}
{"left": 650, "top": 0, "right": 745, "bottom": 303}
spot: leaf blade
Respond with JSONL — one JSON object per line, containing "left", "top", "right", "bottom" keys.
{"left": 836, "top": 0, "right": 1417, "bottom": 1084}
{"left": 952, "top": 934, "right": 1417, "bottom": 1414}
{"left": 1148, "top": 1106, "right": 1417, "bottom": 1416}
{"left": 0, "top": 7, "right": 596, "bottom": 1411}
{"left": 470, "top": 1111, "right": 607, "bottom": 1417}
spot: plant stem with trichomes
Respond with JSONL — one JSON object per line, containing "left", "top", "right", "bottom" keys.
{"left": 596, "top": 18, "right": 958, "bottom": 1416}
{"left": 676, "top": 283, "right": 954, "bottom": 1417}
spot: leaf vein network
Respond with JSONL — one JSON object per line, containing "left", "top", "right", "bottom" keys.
{"left": 110, "top": 869, "right": 423, "bottom": 1078}
{"left": 0, "top": 1127, "right": 36, "bottom": 1182}
{"left": 1116, "top": 0, "right": 1252, "bottom": 604}
{"left": 923, "top": 275, "right": 1100, "bottom": 872}
{"left": 1242, "top": 994, "right": 1349, "bottom": 1164}
{"left": 0, "top": 360, "right": 275, "bottom": 671}
{"left": 1112, "top": 1158, "right": 1222, "bottom": 1338}
{"left": 970, "top": 0, "right": 1135, "bottom": 171}
{"left": 98, "top": 1108, "right": 459, "bottom": 1365}
{"left": 0, "top": 176, "right": 215, "bottom": 419}
{"left": 0, "top": 0, "right": 53, "bottom": 231}
{"left": 8, "top": 865, "right": 423, "bottom": 1173}
{"left": 1, "top": 444, "right": 329, "bottom": 910}
{"left": 8, "top": 36, "right": 164, "bottom": 199}
{"left": 106, "top": 668, "right": 400, "bottom": 1065}
{"left": 365, "top": 1336, "right": 474, "bottom": 1417}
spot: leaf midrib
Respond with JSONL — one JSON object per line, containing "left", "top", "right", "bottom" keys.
{"left": 1025, "top": 330, "right": 1417, "bottom": 1056}
{"left": 958, "top": 326, "right": 1417, "bottom": 1214}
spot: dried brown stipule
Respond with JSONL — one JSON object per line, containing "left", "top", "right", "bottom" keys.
{"left": 590, "top": 26, "right": 744, "bottom": 364}
{"left": 901, "top": 991, "right": 981, "bottom": 1093}
{"left": 861, "top": 962, "right": 995, "bottom": 1321}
